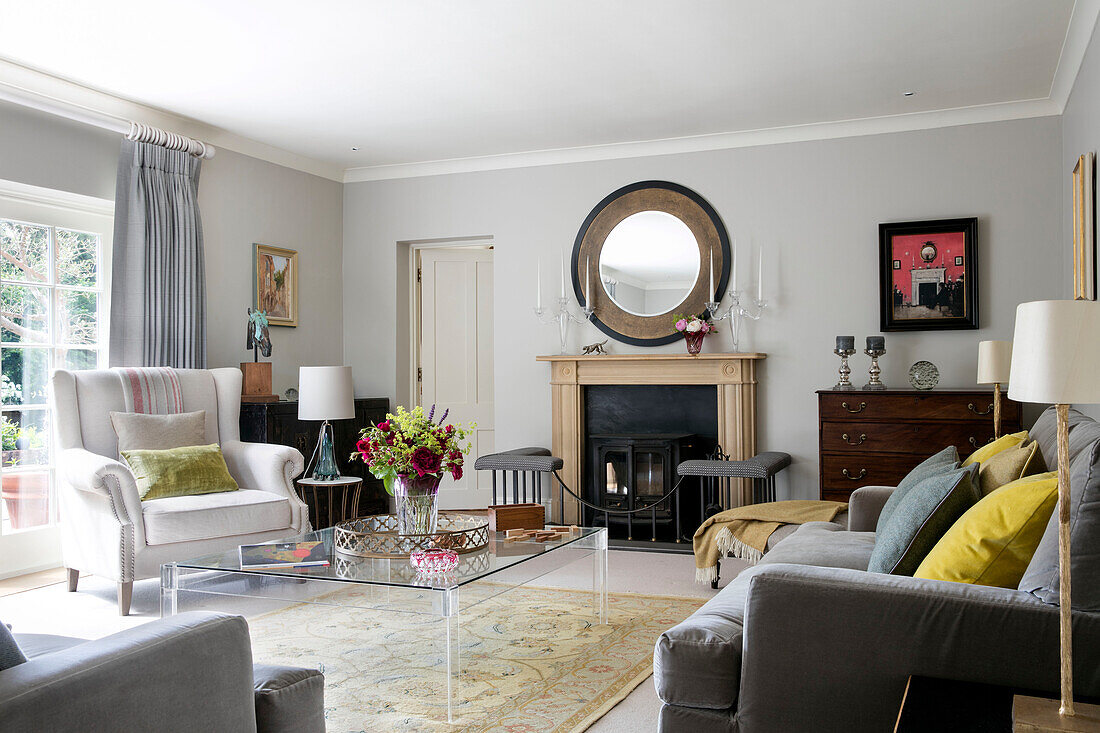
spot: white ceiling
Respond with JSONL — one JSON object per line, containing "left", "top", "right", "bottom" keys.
{"left": 0, "top": 1, "right": 1090, "bottom": 181}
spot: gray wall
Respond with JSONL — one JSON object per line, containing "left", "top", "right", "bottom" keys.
{"left": 343, "top": 117, "right": 1063, "bottom": 498}
{"left": 0, "top": 100, "right": 344, "bottom": 395}
{"left": 1062, "top": 20, "right": 1100, "bottom": 420}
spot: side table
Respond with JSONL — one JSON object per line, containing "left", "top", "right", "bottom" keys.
{"left": 295, "top": 477, "right": 364, "bottom": 530}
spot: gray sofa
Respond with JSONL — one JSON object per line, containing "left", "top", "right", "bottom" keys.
{"left": 0, "top": 612, "right": 325, "bottom": 733}
{"left": 655, "top": 407, "right": 1100, "bottom": 732}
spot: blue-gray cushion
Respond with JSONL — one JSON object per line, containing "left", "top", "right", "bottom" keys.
{"left": 0, "top": 621, "right": 27, "bottom": 671}
{"left": 875, "top": 446, "right": 960, "bottom": 535}
{"left": 1019, "top": 435, "right": 1100, "bottom": 610}
{"left": 868, "top": 463, "right": 980, "bottom": 576}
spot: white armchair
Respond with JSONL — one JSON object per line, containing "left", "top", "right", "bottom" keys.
{"left": 50, "top": 368, "right": 308, "bottom": 615}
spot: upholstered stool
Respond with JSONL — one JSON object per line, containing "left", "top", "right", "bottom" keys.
{"left": 677, "top": 451, "right": 792, "bottom": 512}
{"left": 473, "top": 448, "right": 564, "bottom": 506}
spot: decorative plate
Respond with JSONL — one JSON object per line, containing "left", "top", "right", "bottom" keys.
{"left": 908, "top": 360, "right": 939, "bottom": 390}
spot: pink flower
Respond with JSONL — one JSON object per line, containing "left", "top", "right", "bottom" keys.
{"left": 675, "top": 318, "right": 688, "bottom": 332}
{"left": 377, "top": 420, "right": 391, "bottom": 432}
{"left": 450, "top": 464, "right": 463, "bottom": 481}
{"left": 409, "top": 447, "right": 443, "bottom": 477}
{"left": 356, "top": 438, "right": 371, "bottom": 454}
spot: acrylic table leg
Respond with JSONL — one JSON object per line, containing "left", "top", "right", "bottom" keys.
{"left": 434, "top": 588, "right": 461, "bottom": 723}
{"left": 593, "top": 530, "right": 609, "bottom": 624}
{"left": 160, "top": 563, "right": 178, "bottom": 618}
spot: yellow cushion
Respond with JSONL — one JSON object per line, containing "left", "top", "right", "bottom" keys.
{"left": 913, "top": 472, "right": 1058, "bottom": 588}
{"left": 121, "top": 443, "right": 240, "bottom": 501}
{"left": 977, "top": 440, "right": 1046, "bottom": 496}
{"left": 962, "top": 430, "right": 1028, "bottom": 467}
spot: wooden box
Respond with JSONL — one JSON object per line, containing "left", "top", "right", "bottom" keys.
{"left": 487, "top": 503, "right": 545, "bottom": 532}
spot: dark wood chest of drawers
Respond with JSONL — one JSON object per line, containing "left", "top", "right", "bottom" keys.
{"left": 240, "top": 398, "right": 390, "bottom": 516}
{"left": 817, "top": 389, "right": 1022, "bottom": 502}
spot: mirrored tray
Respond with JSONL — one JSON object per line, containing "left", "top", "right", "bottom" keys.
{"left": 333, "top": 512, "right": 490, "bottom": 559}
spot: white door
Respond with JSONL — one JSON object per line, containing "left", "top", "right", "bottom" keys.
{"left": 418, "top": 247, "right": 494, "bottom": 509}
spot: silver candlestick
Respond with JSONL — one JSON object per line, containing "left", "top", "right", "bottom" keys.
{"left": 833, "top": 348, "right": 856, "bottom": 389}
{"left": 535, "top": 296, "right": 592, "bottom": 354}
{"left": 864, "top": 348, "right": 886, "bottom": 390}
{"left": 706, "top": 290, "right": 767, "bottom": 352}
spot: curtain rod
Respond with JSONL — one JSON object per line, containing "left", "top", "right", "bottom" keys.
{"left": 0, "top": 83, "right": 215, "bottom": 159}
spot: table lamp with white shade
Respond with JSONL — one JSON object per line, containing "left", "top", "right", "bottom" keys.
{"left": 976, "top": 340, "right": 1012, "bottom": 438}
{"left": 1009, "top": 300, "right": 1100, "bottom": 717}
{"left": 298, "top": 366, "right": 356, "bottom": 481}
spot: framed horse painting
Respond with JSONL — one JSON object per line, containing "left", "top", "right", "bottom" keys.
{"left": 253, "top": 243, "right": 298, "bottom": 327}
{"left": 878, "top": 218, "right": 978, "bottom": 332}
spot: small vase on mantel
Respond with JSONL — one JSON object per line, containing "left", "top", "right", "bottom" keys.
{"left": 392, "top": 474, "right": 442, "bottom": 535}
{"left": 683, "top": 331, "right": 705, "bottom": 355}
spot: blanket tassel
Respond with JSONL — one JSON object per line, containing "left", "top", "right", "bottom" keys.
{"left": 715, "top": 526, "right": 763, "bottom": 565}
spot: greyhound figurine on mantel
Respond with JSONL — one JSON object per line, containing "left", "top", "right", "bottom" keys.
{"left": 582, "top": 339, "right": 608, "bottom": 355}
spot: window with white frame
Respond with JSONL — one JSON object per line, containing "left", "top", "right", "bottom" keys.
{"left": 1, "top": 197, "right": 109, "bottom": 536}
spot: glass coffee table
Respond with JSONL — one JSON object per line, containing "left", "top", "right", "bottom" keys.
{"left": 161, "top": 524, "right": 608, "bottom": 722}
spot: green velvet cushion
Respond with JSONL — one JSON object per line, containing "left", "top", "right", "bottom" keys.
{"left": 121, "top": 443, "right": 240, "bottom": 501}
{"left": 875, "top": 445, "right": 960, "bottom": 535}
{"left": 868, "top": 463, "right": 980, "bottom": 575}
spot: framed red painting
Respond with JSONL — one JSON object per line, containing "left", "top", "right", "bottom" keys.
{"left": 879, "top": 218, "right": 978, "bottom": 332}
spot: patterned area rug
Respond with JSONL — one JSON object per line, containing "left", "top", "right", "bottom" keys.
{"left": 247, "top": 584, "right": 702, "bottom": 732}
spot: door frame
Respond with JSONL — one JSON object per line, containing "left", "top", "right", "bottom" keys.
{"left": 404, "top": 237, "right": 494, "bottom": 411}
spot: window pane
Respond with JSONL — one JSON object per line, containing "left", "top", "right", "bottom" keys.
{"left": 56, "top": 228, "right": 99, "bottom": 287}
{"left": 0, "top": 220, "right": 48, "bottom": 284}
{"left": 57, "top": 290, "right": 98, "bottom": 345}
{"left": 1, "top": 284, "right": 50, "bottom": 344}
{"left": 1, "top": 347, "right": 48, "bottom": 406}
{"left": 1, "top": 470, "right": 51, "bottom": 531}
{"left": 2, "top": 409, "right": 49, "bottom": 468}
{"left": 57, "top": 348, "right": 98, "bottom": 371}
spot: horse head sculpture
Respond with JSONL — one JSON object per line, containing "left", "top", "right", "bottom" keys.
{"left": 246, "top": 308, "right": 272, "bottom": 360}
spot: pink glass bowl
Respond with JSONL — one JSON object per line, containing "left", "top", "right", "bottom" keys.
{"left": 410, "top": 548, "right": 459, "bottom": 574}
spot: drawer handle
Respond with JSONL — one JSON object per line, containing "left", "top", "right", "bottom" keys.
{"left": 967, "top": 402, "right": 994, "bottom": 416}
{"left": 842, "top": 468, "right": 868, "bottom": 480}
{"left": 842, "top": 433, "right": 868, "bottom": 446}
{"left": 969, "top": 436, "right": 995, "bottom": 448}
{"left": 842, "top": 401, "right": 867, "bottom": 414}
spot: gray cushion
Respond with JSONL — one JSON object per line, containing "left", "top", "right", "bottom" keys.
{"left": 12, "top": 633, "right": 84, "bottom": 660}
{"left": 1019, "top": 435, "right": 1100, "bottom": 610}
{"left": 0, "top": 621, "right": 27, "bottom": 671}
{"left": 868, "top": 464, "right": 979, "bottom": 576}
{"left": 253, "top": 664, "right": 325, "bottom": 733}
{"left": 760, "top": 522, "right": 875, "bottom": 571}
{"left": 108, "top": 409, "right": 207, "bottom": 453}
{"left": 875, "top": 446, "right": 960, "bottom": 535}
{"left": 1029, "top": 405, "right": 1091, "bottom": 471}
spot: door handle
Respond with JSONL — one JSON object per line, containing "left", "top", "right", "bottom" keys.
{"left": 967, "top": 403, "right": 994, "bottom": 416}
{"left": 842, "top": 468, "right": 868, "bottom": 480}
{"left": 841, "top": 433, "right": 867, "bottom": 446}
{"left": 841, "top": 401, "right": 867, "bottom": 414}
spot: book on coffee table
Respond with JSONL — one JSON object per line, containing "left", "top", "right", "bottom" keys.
{"left": 239, "top": 541, "right": 329, "bottom": 569}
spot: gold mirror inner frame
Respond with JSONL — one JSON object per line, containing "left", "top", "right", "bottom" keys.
{"left": 572, "top": 180, "right": 730, "bottom": 347}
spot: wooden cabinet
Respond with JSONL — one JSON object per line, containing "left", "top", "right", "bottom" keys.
{"left": 240, "top": 398, "right": 390, "bottom": 517}
{"left": 817, "top": 389, "right": 1021, "bottom": 502}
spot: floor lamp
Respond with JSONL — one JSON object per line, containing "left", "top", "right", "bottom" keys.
{"left": 977, "top": 340, "right": 1012, "bottom": 438}
{"left": 1009, "top": 300, "right": 1100, "bottom": 717}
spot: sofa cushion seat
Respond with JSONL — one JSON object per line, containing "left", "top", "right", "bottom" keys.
{"left": 13, "top": 633, "right": 85, "bottom": 660}
{"left": 142, "top": 489, "right": 292, "bottom": 545}
{"left": 760, "top": 522, "right": 876, "bottom": 571}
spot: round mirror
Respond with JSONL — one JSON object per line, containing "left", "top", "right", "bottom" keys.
{"left": 598, "top": 211, "right": 701, "bottom": 316}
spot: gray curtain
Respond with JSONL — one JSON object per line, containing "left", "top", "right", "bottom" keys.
{"left": 109, "top": 139, "right": 206, "bottom": 368}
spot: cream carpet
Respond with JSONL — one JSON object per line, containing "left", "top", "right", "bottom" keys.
{"left": 248, "top": 584, "right": 704, "bottom": 733}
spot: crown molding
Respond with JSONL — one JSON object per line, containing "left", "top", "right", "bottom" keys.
{"left": 0, "top": 58, "right": 344, "bottom": 182}
{"left": 1050, "top": 0, "right": 1100, "bottom": 109}
{"left": 343, "top": 98, "right": 1062, "bottom": 183}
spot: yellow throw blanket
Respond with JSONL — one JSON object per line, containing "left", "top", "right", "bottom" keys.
{"left": 694, "top": 500, "right": 847, "bottom": 583}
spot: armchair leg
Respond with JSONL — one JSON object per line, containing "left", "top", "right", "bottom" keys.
{"left": 66, "top": 568, "right": 79, "bottom": 592}
{"left": 117, "top": 581, "right": 133, "bottom": 616}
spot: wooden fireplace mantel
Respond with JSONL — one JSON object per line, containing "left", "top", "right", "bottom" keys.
{"left": 536, "top": 353, "right": 766, "bottom": 522}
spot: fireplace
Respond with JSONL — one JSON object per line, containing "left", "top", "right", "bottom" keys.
{"left": 586, "top": 433, "right": 708, "bottom": 541}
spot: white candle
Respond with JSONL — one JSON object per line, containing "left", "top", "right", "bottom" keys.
{"left": 731, "top": 239, "right": 737, "bottom": 293}
{"left": 585, "top": 258, "right": 591, "bottom": 304}
{"left": 709, "top": 252, "right": 714, "bottom": 297}
{"left": 536, "top": 258, "right": 542, "bottom": 309}
{"left": 560, "top": 249, "right": 566, "bottom": 298}
{"left": 757, "top": 246, "right": 764, "bottom": 301}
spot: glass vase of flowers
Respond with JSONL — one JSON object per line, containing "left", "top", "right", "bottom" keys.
{"left": 352, "top": 405, "right": 472, "bottom": 536}
{"left": 674, "top": 313, "right": 714, "bottom": 355}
